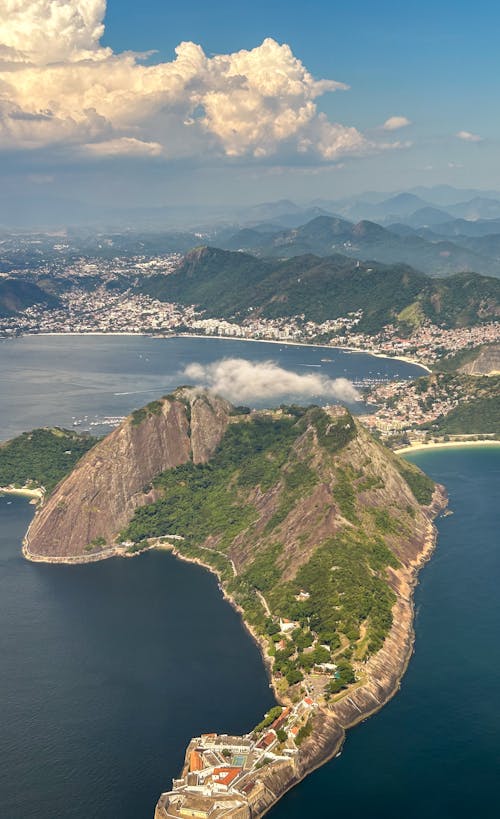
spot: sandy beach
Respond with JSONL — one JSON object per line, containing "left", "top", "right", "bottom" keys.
{"left": 395, "top": 439, "right": 500, "bottom": 455}
{"left": 0, "top": 485, "right": 44, "bottom": 501}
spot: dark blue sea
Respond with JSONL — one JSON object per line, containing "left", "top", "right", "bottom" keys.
{"left": 0, "top": 336, "right": 497, "bottom": 818}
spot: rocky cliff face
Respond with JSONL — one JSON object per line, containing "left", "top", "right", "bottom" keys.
{"left": 26, "top": 390, "right": 231, "bottom": 559}
{"left": 459, "top": 343, "right": 500, "bottom": 375}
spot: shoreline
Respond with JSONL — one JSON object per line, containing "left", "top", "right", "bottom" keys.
{"left": 172, "top": 332, "right": 431, "bottom": 374}
{"left": 154, "top": 487, "right": 447, "bottom": 819}
{"left": 395, "top": 439, "right": 500, "bottom": 455}
{"left": 20, "top": 481, "right": 447, "bottom": 817}
{"left": 0, "top": 485, "right": 44, "bottom": 501}
{"left": 6, "top": 330, "right": 430, "bottom": 374}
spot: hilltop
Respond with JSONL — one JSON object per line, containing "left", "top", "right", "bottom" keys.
{"left": 139, "top": 246, "right": 500, "bottom": 334}
{"left": 15, "top": 387, "right": 446, "bottom": 815}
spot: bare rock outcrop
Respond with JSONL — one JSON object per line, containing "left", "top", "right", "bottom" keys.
{"left": 26, "top": 391, "right": 230, "bottom": 559}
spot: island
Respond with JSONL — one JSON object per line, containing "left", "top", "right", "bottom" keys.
{"left": 1, "top": 388, "right": 447, "bottom": 817}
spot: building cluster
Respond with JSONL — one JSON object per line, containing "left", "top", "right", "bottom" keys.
{"left": 187, "top": 311, "right": 362, "bottom": 342}
{"left": 155, "top": 700, "right": 316, "bottom": 819}
{"left": 1, "top": 254, "right": 498, "bottom": 373}
{"left": 346, "top": 320, "right": 500, "bottom": 364}
{"left": 2, "top": 248, "right": 182, "bottom": 282}
{"left": 0, "top": 287, "right": 198, "bottom": 336}
{"left": 360, "top": 375, "right": 468, "bottom": 436}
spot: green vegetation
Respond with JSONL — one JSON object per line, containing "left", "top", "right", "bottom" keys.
{"left": 269, "top": 531, "right": 399, "bottom": 663}
{"left": 123, "top": 414, "right": 307, "bottom": 548}
{"left": 310, "top": 407, "right": 357, "bottom": 453}
{"left": 131, "top": 399, "right": 165, "bottom": 425}
{"left": 139, "top": 246, "right": 500, "bottom": 334}
{"left": 295, "top": 718, "right": 313, "bottom": 746}
{"left": 332, "top": 468, "right": 358, "bottom": 522}
{"left": 121, "top": 402, "right": 427, "bottom": 700}
{"left": 438, "top": 396, "right": 500, "bottom": 435}
{"left": 254, "top": 706, "right": 283, "bottom": 734}
{"left": 264, "top": 460, "right": 317, "bottom": 532}
{"left": 0, "top": 277, "right": 59, "bottom": 317}
{"left": 0, "top": 428, "right": 97, "bottom": 493}
{"left": 416, "top": 374, "right": 500, "bottom": 437}
{"left": 395, "top": 460, "right": 435, "bottom": 505}
{"left": 433, "top": 345, "right": 488, "bottom": 373}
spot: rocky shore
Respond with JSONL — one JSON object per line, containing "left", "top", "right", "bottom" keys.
{"left": 154, "top": 485, "right": 447, "bottom": 819}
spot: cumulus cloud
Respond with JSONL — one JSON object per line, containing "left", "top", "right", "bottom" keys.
{"left": 183, "top": 358, "right": 361, "bottom": 404}
{"left": 381, "top": 116, "right": 411, "bottom": 131}
{"left": 456, "top": 130, "right": 483, "bottom": 143}
{"left": 0, "top": 0, "right": 400, "bottom": 163}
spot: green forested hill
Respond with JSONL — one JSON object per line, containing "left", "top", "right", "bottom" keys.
{"left": 0, "top": 428, "right": 97, "bottom": 492}
{"left": 121, "top": 401, "right": 435, "bottom": 695}
{"left": 0, "top": 278, "right": 59, "bottom": 317}
{"left": 139, "top": 246, "right": 500, "bottom": 333}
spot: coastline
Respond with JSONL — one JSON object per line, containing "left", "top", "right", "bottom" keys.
{"left": 154, "top": 486, "right": 447, "bottom": 819}
{"left": 18, "top": 475, "right": 447, "bottom": 817}
{"left": 8, "top": 329, "right": 431, "bottom": 375}
{"left": 395, "top": 439, "right": 500, "bottom": 455}
{"left": 172, "top": 332, "right": 431, "bottom": 374}
{"left": 0, "top": 485, "right": 44, "bottom": 501}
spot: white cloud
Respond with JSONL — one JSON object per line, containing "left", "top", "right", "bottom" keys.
{"left": 81, "top": 137, "right": 164, "bottom": 157}
{"left": 0, "top": 1, "right": 399, "bottom": 164}
{"left": 456, "top": 130, "right": 483, "bottom": 143}
{"left": 381, "top": 116, "right": 411, "bottom": 131}
{"left": 0, "top": 0, "right": 107, "bottom": 64}
{"left": 183, "top": 358, "right": 361, "bottom": 404}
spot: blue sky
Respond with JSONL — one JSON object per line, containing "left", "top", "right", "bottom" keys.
{"left": 103, "top": 0, "right": 498, "bottom": 135}
{"left": 1, "top": 0, "right": 499, "bottom": 212}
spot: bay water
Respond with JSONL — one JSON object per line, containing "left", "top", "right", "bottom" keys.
{"left": 0, "top": 336, "right": 497, "bottom": 818}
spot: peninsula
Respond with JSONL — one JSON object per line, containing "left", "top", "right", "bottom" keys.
{"left": 4, "top": 388, "right": 446, "bottom": 817}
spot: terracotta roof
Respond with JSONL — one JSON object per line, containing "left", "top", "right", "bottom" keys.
{"left": 213, "top": 767, "right": 242, "bottom": 787}
{"left": 189, "top": 750, "right": 204, "bottom": 772}
{"left": 271, "top": 706, "right": 291, "bottom": 731}
{"left": 256, "top": 731, "right": 275, "bottom": 749}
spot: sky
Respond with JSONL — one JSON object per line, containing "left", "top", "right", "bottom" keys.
{"left": 1, "top": 0, "right": 499, "bottom": 216}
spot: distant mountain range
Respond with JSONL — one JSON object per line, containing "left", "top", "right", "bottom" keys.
{"left": 139, "top": 246, "right": 500, "bottom": 334}
{"left": 218, "top": 215, "right": 500, "bottom": 277}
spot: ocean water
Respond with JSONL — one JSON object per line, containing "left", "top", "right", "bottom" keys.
{"left": 0, "top": 336, "right": 497, "bottom": 818}
{"left": 0, "top": 496, "right": 275, "bottom": 819}
{"left": 0, "top": 334, "right": 424, "bottom": 439}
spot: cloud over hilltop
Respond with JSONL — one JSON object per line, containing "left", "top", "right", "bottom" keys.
{"left": 0, "top": 0, "right": 402, "bottom": 164}
{"left": 183, "top": 358, "right": 361, "bottom": 404}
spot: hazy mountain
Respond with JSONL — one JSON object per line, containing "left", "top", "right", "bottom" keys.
{"left": 401, "top": 206, "right": 453, "bottom": 227}
{"left": 447, "top": 198, "right": 500, "bottom": 220}
{"left": 220, "top": 215, "right": 500, "bottom": 277}
{"left": 432, "top": 218, "right": 500, "bottom": 238}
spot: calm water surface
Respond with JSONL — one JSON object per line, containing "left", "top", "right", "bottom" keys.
{"left": 0, "top": 336, "right": 497, "bottom": 818}
{"left": 0, "top": 334, "right": 424, "bottom": 439}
